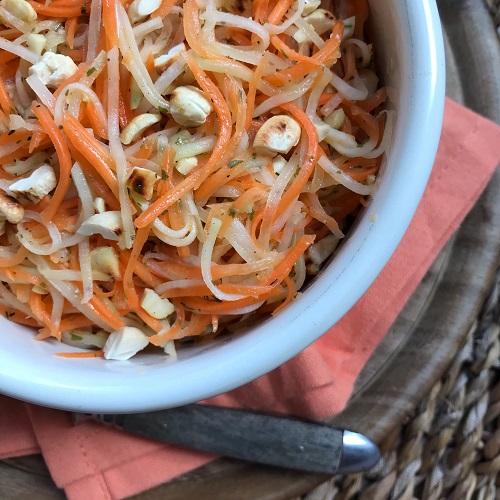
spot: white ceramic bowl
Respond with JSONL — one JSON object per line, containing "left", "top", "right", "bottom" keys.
{"left": 0, "top": 0, "right": 445, "bottom": 412}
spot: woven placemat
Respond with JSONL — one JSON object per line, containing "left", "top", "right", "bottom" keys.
{"left": 300, "top": 274, "right": 500, "bottom": 499}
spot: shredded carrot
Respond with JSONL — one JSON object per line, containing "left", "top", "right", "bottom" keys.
{"left": 122, "top": 223, "right": 153, "bottom": 309}
{"left": 0, "top": 52, "right": 18, "bottom": 65}
{"left": 267, "top": 0, "right": 293, "bottom": 24}
{"left": 318, "top": 92, "right": 335, "bottom": 106}
{"left": 152, "top": 0, "right": 177, "bottom": 19}
{"left": 102, "top": 0, "right": 119, "bottom": 47}
{"left": 65, "top": 17, "right": 78, "bottom": 49}
{"left": 266, "top": 21, "right": 344, "bottom": 86}
{"left": 85, "top": 102, "right": 109, "bottom": 140}
{"left": 56, "top": 350, "right": 105, "bottom": 358}
{"left": 271, "top": 35, "right": 321, "bottom": 64}
{"left": 358, "top": 88, "right": 388, "bottom": 112}
{"left": 272, "top": 276, "right": 296, "bottom": 315}
{"left": 87, "top": 296, "right": 125, "bottom": 330}
{"left": 263, "top": 235, "right": 316, "bottom": 286}
{"left": 59, "top": 315, "right": 96, "bottom": 331}
{"left": 275, "top": 102, "right": 319, "bottom": 218}
{"left": 136, "top": 308, "right": 164, "bottom": 333}
{"left": 181, "top": 286, "right": 282, "bottom": 315}
{"left": 252, "top": 0, "right": 269, "bottom": 23}
{"left": 62, "top": 114, "right": 119, "bottom": 197}
{"left": 245, "top": 53, "right": 268, "bottom": 129}
{"left": 27, "top": 0, "right": 90, "bottom": 18}
{"left": 0, "top": 246, "right": 29, "bottom": 268}
{"left": 0, "top": 77, "right": 15, "bottom": 115}
{"left": 32, "top": 103, "right": 73, "bottom": 223}
{"left": 74, "top": 156, "right": 121, "bottom": 210}
{"left": 148, "top": 322, "right": 182, "bottom": 346}
{"left": 29, "top": 130, "right": 45, "bottom": 153}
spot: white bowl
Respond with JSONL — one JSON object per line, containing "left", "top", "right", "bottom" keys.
{"left": 0, "top": 0, "right": 445, "bottom": 412}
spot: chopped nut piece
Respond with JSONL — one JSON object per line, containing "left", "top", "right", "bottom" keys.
{"left": 0, "top": 191, "right": 24, "bottom": 224}
{"left": 306, "top": 235, "right": 339, "bottom": 275}
{"left": 29, "top": 52, "right": 78, "bottom": 89}
{"left": 324, "top": 109, "right": 345, "bottom": 130}
{"left": 176, "top": 157, "right": 198, "bottom": 176}
{"left": 253, "top": 115, "right": 301, "bottom": 155}
{"left": 9, "top": 164, "right": 56, "bottom": 203}
{"left": 141, "top": 289, "right": 175, "bottom": 319}
{"left": 2, "top": 0, "right": 36, "bottom": 22}
{"left": 90, "top": 247, "right": 121, "bottom": 280}
{"left": 128, "top": 0, "right": 162, "bottom": 23}
{"left": 294, "top": 9, "right": 336, "bottom": 43}
{"left": 25, "top": 33, "right": 45, "bottom": 55}
{"left": 127, "top": 167, "right": 158, "bottom": 200}
{"left": 120, "top": 113, "right": 161, "bottom": 145}
{"left": 103, "top": 326, "right": 149, "bottom": 360}
{"left": 154, "top": 43, "right": 186, "bottom": 72}
{"left": 77, "top": 212, "right": 123, "bottom": 241}
{"left": 169, "top": 86, "right": 213, "bottom": 127}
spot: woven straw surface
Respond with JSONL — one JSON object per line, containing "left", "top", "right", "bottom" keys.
{"left": 298, "top": 272, "right": 500, "bottom": 500}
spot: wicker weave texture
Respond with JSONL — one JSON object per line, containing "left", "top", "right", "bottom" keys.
{"left": 297, "top": 271, "right": 500, "bottom": 500}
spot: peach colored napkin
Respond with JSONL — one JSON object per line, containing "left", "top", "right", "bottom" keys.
{"left": 1, "top": 98, "right": 500, "bottom": 499}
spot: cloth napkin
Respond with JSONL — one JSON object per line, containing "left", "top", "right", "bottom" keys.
{"left": 1, "top": 98, "right": 500, "bottom": 499}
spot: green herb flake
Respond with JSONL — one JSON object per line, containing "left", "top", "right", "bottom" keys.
{"left": 227, "top": 159, "right": 243, "bottom": 168}
{"left": 161, "top": 170, "right": 168, "bottom": 181}
{"left": 80, "top": 5, "right": 86, "bottom": 14}
{"left": 70, "top": 333, "right": 83, "bottom": 341}
{"left": 248, "top": 209, "right": 255, "bottom": 221}
{"left": 86, "top": 67, "right": 96, "bottom": 77}
{"left": 228, "top": 208, "right": 237, "bottom": 218}
{"left": 175, "top": 137, "right": 183, "bottom": 145}
{"left": 158, "top": 106, "right": 168, "bottom": 115}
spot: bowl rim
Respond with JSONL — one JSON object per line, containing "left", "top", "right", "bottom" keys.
{"left": 0, "top": 0, "right": 446, "bottom": 412}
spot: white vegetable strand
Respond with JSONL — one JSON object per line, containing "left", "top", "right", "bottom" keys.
{"left": 86, "top": 0, "right": 102, "bottom": 61}
{"left": 201, "top": 218, "right": 245, "bottom": 301}
{"left": 107, "top": 46, "right": 135, "bottom": 249}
